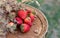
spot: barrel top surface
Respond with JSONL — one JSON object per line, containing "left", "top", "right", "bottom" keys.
{"left": 6, "top": 4, "right": 48, "bottom": 38}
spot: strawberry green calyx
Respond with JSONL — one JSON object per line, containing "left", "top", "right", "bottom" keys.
{"left": 20, "top": 24, "right": 24, "bottom": 32}
{"left": 32, "top": 11, "right": 36, "bottom": 15}
{"left": 20, "top": 24, "right": 30, "bottom": 33}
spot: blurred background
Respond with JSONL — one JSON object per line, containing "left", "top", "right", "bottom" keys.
{"left": 17, "top": 0, "right": 60, "bottom": 38}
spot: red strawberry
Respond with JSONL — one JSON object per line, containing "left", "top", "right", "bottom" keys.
{"left": 20, "top": 24, "right": 30, "bottom": 33}
{"left": 18, "top": 10, "right": 27, "bottom": 19}
{"left": 15, "top": 17, "right": 23, "bottom": 24}
{"left": 30, "top": 13, "right": 35, "bottom": 22}
{"left": 24, "top": 17, "right": 32, "bottom": 27}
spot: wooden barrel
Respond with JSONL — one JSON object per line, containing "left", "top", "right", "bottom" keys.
{"left": 6, "top": 3, "right": 48, "bottom": 38}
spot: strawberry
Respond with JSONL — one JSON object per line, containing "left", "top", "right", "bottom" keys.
{"left": 15, "top": 17, "right": 23, "bottom": 24}
{"left": 6, "top": 22, "right": 17, "bottom": 33}
{"left": 20, "top": 24, "right": 30, "bottom": 33}
{"left": 24, "top": 17, "right": 32, "bottom": 27}
{"left": 8, "top": 22, "right": 14, "bottom": 27}
{"left": 7, "top": 22, "right": 16, "bottom": 29}
{"left": 30, "top": 13, "right": 35, "bottom": 22}
{"left": 18, "top": 9, "right": 27, "bottom": 19}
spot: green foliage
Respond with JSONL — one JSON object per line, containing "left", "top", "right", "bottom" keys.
{"left": 37, "top": 0, "right": 44, "bottom": 4}
{"left": 17, "top": 0, "right": 22, "bottom": 2}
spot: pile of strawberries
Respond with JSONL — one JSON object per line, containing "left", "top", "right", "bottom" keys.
{"left": 14, "top": 9, "right": 36, "bottom": 33}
